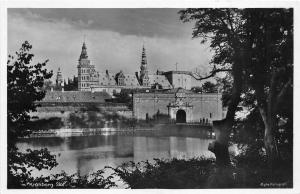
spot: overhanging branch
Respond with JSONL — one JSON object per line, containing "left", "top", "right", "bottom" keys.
{"left": 190, "top": 66, "right": 232, "bottom": 81}
{"left": 276, "top": 78, "right": 292, "bottom": 105}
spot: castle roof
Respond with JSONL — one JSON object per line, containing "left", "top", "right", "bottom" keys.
{"left": 41, "top": 91, "right": 111, "bottom": 103}
{"left": 148, "top": 75, "right": 172, "bottom": 88}
{"left": 98, "top": 71, "right": 140, "bottom": 87}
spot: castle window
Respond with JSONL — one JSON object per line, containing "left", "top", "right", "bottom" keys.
{"left": 210, "top": 113, "right": 212, "bottom": 118}
{"left": 118, "top": 78, "right": 125, "bottom": 86}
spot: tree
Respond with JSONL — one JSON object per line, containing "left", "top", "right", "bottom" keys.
{"left": 7, "top": 41, "right": 56, "bottom": 187}
{"left": 43, "top": 79, "right": 53, "bottom": 91}
{"left": 191, "top": 86, "right": 202, "bottom": 93}
{"left": 180, "top": 9, "right": 246, "bottom": 167}
{"left": 241, "top": 9, "right": 293, "bottom": 166}
{"left": 179, "top": 8, "right": 293, "bottom": 168}
{"left": 202, "top": 81, "right": 218, "bottom": 93}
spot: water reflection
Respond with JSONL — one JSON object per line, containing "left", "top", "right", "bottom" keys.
{"left": 17, "top": 127, "right": 214, "bottom": 177}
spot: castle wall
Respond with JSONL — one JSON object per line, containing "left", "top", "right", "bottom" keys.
{"left": 171, "top": 73, "right": 192, "bottom": 90}
{"left": 133, "top": 91, "right": 224, "bottom": 123}
{"left": 133, "top": 93, "right": 171, "bottom": 120}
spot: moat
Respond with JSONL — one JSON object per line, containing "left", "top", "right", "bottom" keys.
{"left": 17, "top": 127, "right": 215, "bottom": 179}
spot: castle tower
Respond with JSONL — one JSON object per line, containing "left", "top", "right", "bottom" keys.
{"left": 77, "top": 41, "right": 93, "bottom": 91}
{"left": 56, "top": 67, "right": 63, "bottom": 87}
{"left": 139, "top": 45, "right": 149, "bottom": 86}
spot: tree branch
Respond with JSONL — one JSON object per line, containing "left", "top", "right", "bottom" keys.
{"left": 276, "top": 78, "right": 292, "bottom": 106}
{"left": 190, "top": 67, "right": 232, "bottom": 81}
{"left": 226, "top": 9, "right": 235, "bottom": 34}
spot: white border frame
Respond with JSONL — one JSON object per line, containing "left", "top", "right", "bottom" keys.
{"left": 1, "top": 1, "right": 299, "bottom": 194}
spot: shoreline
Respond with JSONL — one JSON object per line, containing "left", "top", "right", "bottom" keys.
{"left": 22, "top": 124, "right": 214, "bottom": 138}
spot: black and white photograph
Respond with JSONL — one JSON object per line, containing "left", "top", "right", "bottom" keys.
{"left": 0, "top": 0, "right": 298, "bottom": 192}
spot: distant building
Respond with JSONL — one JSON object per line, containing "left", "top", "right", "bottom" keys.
{"left": 54, "top": 67, "right": 64, "bottom": 91}
{"left": 133, "top": 88, "right": 225, "bottom": 123}
{"left": 41, "top": 91, "right": 111, "bottom": 104}
{"left": 39, "top": 42, "right": 226, "bottom": 124}
{"left": 77, "top": 42, "right": 99, "bottom": 91}
{"left": 64, "top": 76, "right": 78, "bottom": 91}
{"left": 75, "top": 42, "right": 204, "bottom": 95}
{"left": 56, "top": 67, "right": 63, "bottom": 87}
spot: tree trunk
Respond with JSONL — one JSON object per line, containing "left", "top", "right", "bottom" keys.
{"left": 208, "top": 50, "right": 244, "bottom": 167}
{"left": 259, "top": 107, "right": 279, "bottom": 167}
{"left": 208, "top": 119, "right": 231, "bottom": 167}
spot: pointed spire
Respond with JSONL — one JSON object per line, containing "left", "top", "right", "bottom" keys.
{"left": 141, "top": 45, "right": 147, "bottom": 67}
{"left": 79, "top": 41, "right": 88, "bottom": 60}
{"left": 140, "top": 45, "right": 149, "bottom": 86}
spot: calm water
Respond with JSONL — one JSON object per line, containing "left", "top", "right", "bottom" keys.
{"left": 16, "top": 126, "right": 215, "bottom": 179}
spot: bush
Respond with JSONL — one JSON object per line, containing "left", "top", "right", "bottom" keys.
{"left": 110, "top": 157, "right": 215, "bottom": 189}
{"left": 10, "top": 170, "right": 116, "bottom": 189}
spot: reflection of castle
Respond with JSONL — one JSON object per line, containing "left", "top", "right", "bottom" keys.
{"left": 76, "top": 42, "right": 204, "bottom": 95}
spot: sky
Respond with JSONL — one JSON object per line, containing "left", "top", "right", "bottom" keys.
{"left": 7, "top": 8, "right": 213, "bottom": 82}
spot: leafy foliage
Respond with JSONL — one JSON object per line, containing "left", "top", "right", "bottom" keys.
{"left": 192, "top": 81, "right": 218, "bottom": 93}
{"left": 110, "top": 156, "right": 292, "bottom": 188}
{"left": 110, "top": 157, "right": 215, "bottom": 189}
{"left": 202, "top": 81, "right": 218, "bottom": 93}
{"left": 10, "top": 170, "right": 116, "bottom": 189}
{"left": 179, "top": 8, "right": 293, "bottom": 166}
{"left": 7, "top": 41, "right": 53, "bottom": 143}
{"left": 7, "top": 41, "right": 55, "bottom": 188}
{"left": 112, "top": 89, "right": 132, "bottom": 108}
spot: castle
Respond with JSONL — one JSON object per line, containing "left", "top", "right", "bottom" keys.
{"left": 76, "top": 42, "right": 205, "bottom": 95}
{"left": 47, "top": 41, "right": 225, "bottom": 124}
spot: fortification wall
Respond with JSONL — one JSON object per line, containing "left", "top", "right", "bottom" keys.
{"left": 133, "top": 92, "right": 223, "bottom": 123}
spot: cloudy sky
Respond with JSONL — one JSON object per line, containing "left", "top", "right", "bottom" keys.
{"left": 8, "top": 8, "right": 213, "bottom": 81}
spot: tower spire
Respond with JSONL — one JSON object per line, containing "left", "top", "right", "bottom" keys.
{"left": 140, "top": 45, "right": 149, "bottom": 86}
{"left": 79, "top": 41, "right": 88, "bottom": 60}
{"left": 141, "top": 45, "right": 147, "bottom": 67}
